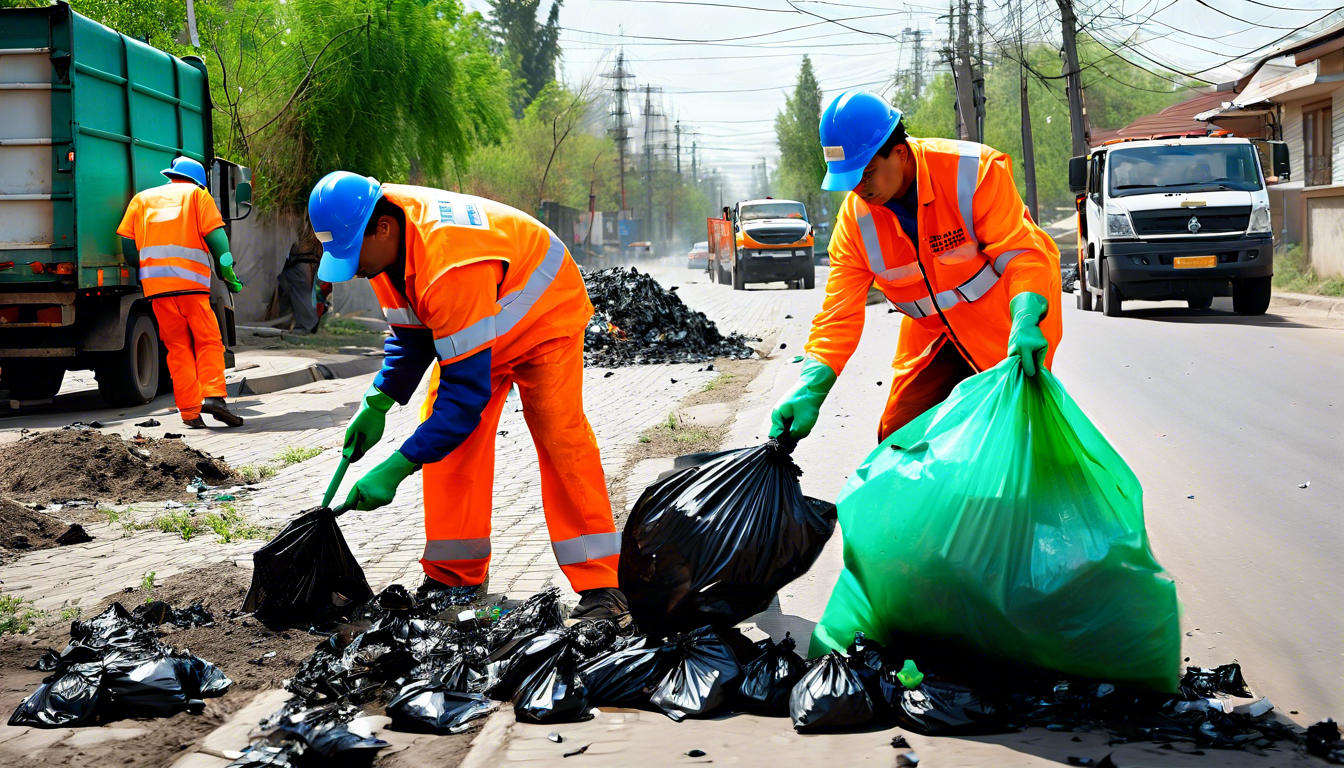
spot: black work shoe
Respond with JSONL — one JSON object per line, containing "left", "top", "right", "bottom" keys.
{"left": 570, "top": 587, "right": 631, "bottom": 627}
{"left": 416, "top": 575, "right": 486, "bottom": 606}
{"left": 201, "top": 397, "right": 244, "bottom": 427}
{"left": 183, "top": 417, "right": 207, "bottom": 429}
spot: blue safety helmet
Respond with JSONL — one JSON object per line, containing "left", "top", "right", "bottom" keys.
{"left": 818, "top": 90, "right": 904, "bottom": 192}
{"left": 161, "top": 156, "right": 207, "bottom": 188}
{"left": 309, "top": 171, "right": 383, "bottom": 283}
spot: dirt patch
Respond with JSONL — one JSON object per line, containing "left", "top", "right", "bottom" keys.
{"left": 0, "top": 497, "right": 90, "bottom": 560}
{"left": 0, "top": 429, "right": 237, "bottom": 505}
{"left": 0, "top": 561, "right": 318, "bottom": 768}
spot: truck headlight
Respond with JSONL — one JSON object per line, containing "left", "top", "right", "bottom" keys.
{"left": 1106, "top": 210, "right": 1136, "bottom": 239}
{"left": 1248, "top": 205, "right": 1271, "bottom": 234}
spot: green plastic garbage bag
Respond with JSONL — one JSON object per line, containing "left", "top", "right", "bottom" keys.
{"left": 812, "top": 358, "right": 1181, "bottom": 692}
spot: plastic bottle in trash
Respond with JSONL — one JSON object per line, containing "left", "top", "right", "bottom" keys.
{"left": 897, "top": 660, "right": 924, "bottom": 690}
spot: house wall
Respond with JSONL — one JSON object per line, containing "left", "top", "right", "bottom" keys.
{"left": 1305, "top": 190, "right": 1344, "bottom": 277}
{"left": 1282, "top": 101, "right": 1305, "bottom": 182}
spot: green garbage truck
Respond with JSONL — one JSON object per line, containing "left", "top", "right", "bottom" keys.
{"left": 0, "top": 1, "right": 252, "bottom": 406}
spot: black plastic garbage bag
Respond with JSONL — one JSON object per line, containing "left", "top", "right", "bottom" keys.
{"left": 649, "top": 626, "right": 743, "bottom": 721}
{"left": 386, "top": 677, "right": 497, "bottom": 734}
{"left": 487, "top": 621, "right": 616, "bottom": 702}
{"left": 229, "top": 719, "right": 389, "bottom": 767}
{"left": 243, "top": 507, "right": 373, "bottom": 626}
{"left": 893, "top": 681, "right": 1011, "bottom": 736}
{"left": 106, "top": 655, "right": 232, "bottom": 718}
{"left": 513, "top": 643, "right": 592, "bottom": 724}
{"left": 619, "top": 437, "right": 836, "bottom": 634}
{"left": 788, "top": 651, "right": 873, "bottom": 733}
{"left": 1179, "top": 663, "right": 1253, "bottom": 699}
{"left": 581, "top": 636, "right": 678, "bottom": 708}
{"left": 8, "top": 662, "right": 104, "bottom": 728}
{"left": 846, "top": 632, "right": 887, "bottom": 710}
{"left": 735, "top": 634, "right": 807, "bottom": 715}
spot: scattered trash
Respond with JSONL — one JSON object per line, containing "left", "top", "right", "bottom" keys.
{"left": 1306, "top": 719, "right": 1344, "bottom": 763}
{"left": 791, "top": 355, "right": 804, "bottom": 363}
{"left": 735, "top": 633, "right": 807, "bottom": 715}
{"left": 650, "top": 626, "right": 744, "bottom": 721}
{"left": 548, "top": 732, "right": 564, "bottom": 743}
{"left": 779, "top": 342, "right": 787, "bottom": 349}
{"left": 563, "top": 744, "right": 591, "bottom": 758}
{"left": 891, "top": 681, "right": 1007, "bottom": 735}
{"left": 386, "top": 679, "right": 497, "bottom": 734}
{"left": 1300, "top": 481, "right": 1311, "bottom": 489}
{"left": 785, "top": 314, "right": 793, "bottom": 319}
{"left": 136, "top": 418, "right": 162, "bottom": 427}
{"left": 188, "top": 476, "right": 214, "bottom": 494}
{"left": 582, "top": 267, "right": 755, "bottom": 367}
{"left": 164, "top": 433, "right": 184, "bottom": 439}
{"left": 603, "top": 371, "right": 615, "bottom": 378}
{"left": 1060, "top": 262, "right": 1079, "bottom": 293}
{"left": 214, "top": 494, "right": 237, "bottom": 502}
{"left": 813, "top": 359, "right": 1181, "bottom": 691}
{"left": 876, "top": 381, "right": 882, "bottom": 386}
{"left": 62, "top": 421, "right": 103, "bottom": 430}
{"left": 890, "top": 734, "right": 910, "bottom": 748}
{"left": 242, "top": 507, "right": 374, "bottom": 626}
{"left": 670, "top": 378, "right": 677, "bottom": 384}
{"left": 134, "top": 600, "right": 215, "bottom": 628}
{"left": 789, "top": 651, "right": 874, "bottom": 733}
{"left": 687, "top": 749, "right": 706, "bottom": 757}
{"left": 498, "top": 431, "right": 508, "bottom": 437}
{"left": 896, "top": 750, "right": 920, "bottom": 767}
{"left": 8, "top": 603, "right": 230, "bottom": 728}
{"left": 620, "top": 434, "right": 835, "bottom": 633}
{"left": 1187, "top": 495, "right": 1195, "bottom": 499}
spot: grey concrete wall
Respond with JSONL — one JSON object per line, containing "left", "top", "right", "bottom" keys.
{"left": 1307, "top": 194, "right": 1344, "bottom": 277}
{"left": 228, "top": 211, "right": 301, "bottom": 323}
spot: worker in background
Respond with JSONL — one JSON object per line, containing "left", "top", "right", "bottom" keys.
{"left": 771, "top": 90, "right": 1061, "bottom": 444}
{"left": 118, "top": 157, "right": 245, "bottom": 428}
{"left": 308, "top": 172, "right": 628, "bottom": 623}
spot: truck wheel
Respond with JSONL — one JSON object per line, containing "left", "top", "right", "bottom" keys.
{"left": 1078, "top": 262, "right": 1094, "bottom": 311}
{"left": 1233, "top": 276, "right": 1272, "bottom": 316}
{"left": 803, "top": 271, "right": 815, "bottom": 290}
{"left": 0, "top": 361, "right": 66, "bottom": 400}
{"left": 1101, "top": 259, "right": 1123, "bottom": 317}
{"left": 732, "top": 264, "right": 745, "bottom": 291}
{"left": 1188, "top": 296, "right": 1212, "bottom": 310}
{"left": 96, "top": 312, "right": 161, "bottom": 407}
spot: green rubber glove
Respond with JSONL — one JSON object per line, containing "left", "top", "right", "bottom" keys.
{"left": 1007, "top": 292, "right": 1050, "bottom": 377}
{"left": 220, "top": 261, "right": 244, "bottom": 294}
{"left": 341, "top": 450, "right": 418, "bottom": 512}
{"left": 769, "top": 358, "right": 838, "bottom": 440}
{"left": 344, "top": 384, "right": 395, "bottom": 462}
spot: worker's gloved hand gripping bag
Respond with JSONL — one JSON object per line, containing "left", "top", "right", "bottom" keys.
{"left": 813, "top": 357, "right": 1182, "bottom": 692}
{"left": 618, "top": 428, "right": 837, "bottom": 634}
{"left": 243, "top": 507, "right": 374, "bottom": 626}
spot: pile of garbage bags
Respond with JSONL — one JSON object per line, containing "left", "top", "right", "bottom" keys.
{"left": 8, "top": 603, "right": 230, "bottom": 728}
{"left": 583, "top": 266, "right": 756, "bottom": 366}
{"left": 619, "top": 435, "right": 836, "bottom": 634}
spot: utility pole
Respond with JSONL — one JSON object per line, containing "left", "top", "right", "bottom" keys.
{"left": 902, "top": 27, "right": 926, "bottom": 101}
{"left": 760, "top": 157, "right": 769, "bottom": 198}
{"left": 1056, "top": 0, "right": 1090, "bottom": 157}
{"left": 1015, "top": 1, "right": 1038, "bottom": 222}
{"left": 949, "top": 0, "right": 979, "bottom": 142}
{"left": 691, "top": 140, "right": 698, "bottom": 187}
{"left": 675, "top": 122, "right": 682, "bottom": 175}
{"left": 639, "top": 85, "right": 663, "bottom": 249}
{"left": 602, "top": 50, "right": 634, "bottom": 213}
{"left": 974, "top": 0, "right": 985, "bottom": 142}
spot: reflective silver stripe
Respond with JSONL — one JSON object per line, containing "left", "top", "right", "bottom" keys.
{"left": 139, "top": 265, "right": 211, "bottom": 287}
{"left": 383, "top": 306, "right": 424, "bottom": 326}
{"left": 877, "top": 262, "right": 922, "bottom": 282}
{"left": 551, "top": 532, "right": 621, "bottom": 566}
{"left": 497, "top": 231, "right": 566, "bottom": 337}
{"left": 433, "top": 314, "right": 496, "bottom": 360}
{"left": 914, "top": 296, "right": 935, "bottom": 317}
{"left": 893, "top": 300, "right": 926, "bottom": 318}
{"left": 956, "top": 263, "right": 1001, "bottom": 302}
{"left": 954, "top": 141, "right": 981, "bottom": 245}
{"left": 932, "top": 289, "right": 961, "bottom": 310}
{"left": 423, "top": 537, "right": 492, "bottom": 562}
{"left": 855, "top": 205, "right": 886, "bottom": 276}
{"left": 140, "top": 243, "right": 212, "bottom": 267}
{"left": 993, "top": 248, "right": 1026, "bottom": 275}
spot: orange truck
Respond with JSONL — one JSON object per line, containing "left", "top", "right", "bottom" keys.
{"left": 706, "top": 198, "right": 815, "bottom": 290}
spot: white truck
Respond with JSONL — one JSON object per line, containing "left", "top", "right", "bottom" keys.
{"left": 1068, "top": 136, "right": 1290, "bottom": 316}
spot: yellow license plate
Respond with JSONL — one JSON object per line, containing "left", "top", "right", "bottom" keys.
{"left": 1173, "top": 255, "right": 1217, "bottom": 269}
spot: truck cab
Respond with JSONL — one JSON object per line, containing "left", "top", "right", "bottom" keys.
{"left": 711, "top": 198, "right": 815, "bottom": 290}
{"left": 1069, "top": 136, "right": 1289, "bottom": 317}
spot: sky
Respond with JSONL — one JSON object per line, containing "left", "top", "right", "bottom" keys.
{"left": 461, "top": 0, "right": 1344, "bottom": 195}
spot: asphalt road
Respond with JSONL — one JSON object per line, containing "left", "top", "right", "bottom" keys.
{"left": 743, "top": 285, "right": 1344, "bottom": 728}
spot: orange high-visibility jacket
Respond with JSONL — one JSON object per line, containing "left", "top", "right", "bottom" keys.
{"left": 805, "top": 137, "right": 1062, "bottom": 376}
{"left": 376, "top": 184, "right": 592, "bottom": 369}
{"left": 117, "top": 182, "right": 224, "bottom": 298}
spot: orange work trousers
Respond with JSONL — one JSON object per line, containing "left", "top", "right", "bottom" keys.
{"left": 877, "top": 337, "right": 975, "bottom": 443}
{"left": 151, "top": 293, "right": 226, "bottom": 422}
{"left": 418, "top": 331, "right": 618, "bottom": 593}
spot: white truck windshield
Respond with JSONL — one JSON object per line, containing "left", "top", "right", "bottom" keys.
{"left": 1107, "top": 144, "right": 1262, "bottom": 197}
{"left": 740, "top": 202, "right": 808, "bottom": 222}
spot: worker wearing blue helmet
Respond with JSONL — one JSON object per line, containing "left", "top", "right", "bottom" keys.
{"left": 771, "top": 90, "right": 1062, "bottom": 444}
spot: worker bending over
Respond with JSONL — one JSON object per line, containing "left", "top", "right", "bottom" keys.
{"left": 308, "top": 173, "right": 627, "bottom": 622}
{"left": 117, "top": 157, "right": 245, "bottom": 428}
{"left": 772, "top": 90, "right": 1061, "bottom": 442}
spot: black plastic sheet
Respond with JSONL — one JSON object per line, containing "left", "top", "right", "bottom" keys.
{"left": 386, "top": 678, "right": 497, "bottom": 734}
{"left": 649, "top": 626, "right": 743, "bottom": 722}
{"left": 513, "top": 643, "right": 592, "bottom": 724}
{"left": 243, "top": 507, "right": 373, "bottom": 627}
{"left": 735, "top": 634, "right": 806, "bottom": 716}
{"left": 582, "top": 267, "right": 755, "bottom": 367}
{"left": 788, "top": 651, "right": 873, "bottom": 733}
{"left": 892, "top": 681, "right": 1010, "bottom": 736}
{"left": 486, "top": 587, "right": 565, "bottom": 658}
{"left": 580, "top": 635, "right": 678, "bottom": 708}
{"left": 7, "top": 603, "right": 231, "bottom": 728}
{"left": 619, "top": 437, "right": 836, "bottom": 634}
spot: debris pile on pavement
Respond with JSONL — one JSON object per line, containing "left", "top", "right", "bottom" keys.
{"left": 8, "top": 603, "right": 231, "bottom": 728}
{"left": 619, "top": 435, "right": 837, "bottom": 634}
{"left": 1061, "top": 261, "right": 1078, "bottom": 293}
{"left": 582, "top": 267, "right": 756, "bottom": 366}
{"left": 0, "top": 428, "right": 237, "bottom": 504}
{"left": 0, "top": 497, "right": 92, "bottom": 559}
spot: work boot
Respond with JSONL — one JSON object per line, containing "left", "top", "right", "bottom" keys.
{"left": 416, "top": 574, "right": 486, "bottom": 607}
{"left": 183, "top": 417, "right": 207, "bottom": 429}
{"left": 201, "top": 397, "right": 244, "bottom": 427}
{"left": 570, "top": 587, "right": 631, "bottom": 628}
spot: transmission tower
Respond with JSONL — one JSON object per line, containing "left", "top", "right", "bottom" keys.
{"left": 602, "top": 50, "right": 635, "bottom": 212}
{"left": 639, "top": 84, "right": 664, "bottom": 248}
{"left": 902, "top": 27, "right": 926, "bottom": 101}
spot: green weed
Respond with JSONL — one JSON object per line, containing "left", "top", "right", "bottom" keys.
{"left": 238, "top": 464, "right": 278, "bottom": 484}
{"left": 323, "top": 318, "right": 377, "bottom": 336}
{"left": 1, "top": 594, "right": 46, "bottom": 635}
{"left": 664, "top": 412, "right": 679, "bottom": 430}
{"left": 141, "top": 571, "right": 157, "bottom": 592}
{"left": 701, "top": 372, "right": 736, "bottom": 392}
{"left": 1273, "top": 243, "right": 1344, "bottom": 297}
{"left": 276, "top": 445, "right": 323, "bottom": 467}
{"left": 99, "top": 508, "right": 120, "bottom": 525}
{"left": 203, "top": 504, "right": 270, "bottom": 544}
{"left": 638, "top": 435, "right": 651, "bottom": 443}
{"left": 673, "top": 427, "right": 712, "bottom": 444}
{"left": 150, "top": 509, "right": 198, "bottom": 541}
{"left": 59, "top": 599, "right": 81, "bottom": 623}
